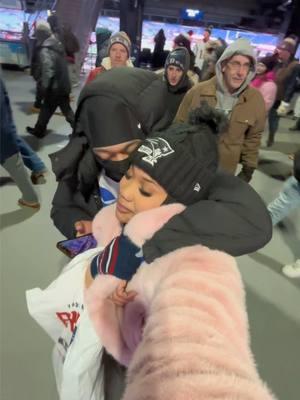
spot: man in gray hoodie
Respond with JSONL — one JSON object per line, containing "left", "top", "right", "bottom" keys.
{"left": 176, "top": 38, "right": 266, "bottom": 183}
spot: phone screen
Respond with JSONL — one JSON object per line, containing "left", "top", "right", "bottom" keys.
{"left": 57, "top": 234, "right": 98, "bottom": 258}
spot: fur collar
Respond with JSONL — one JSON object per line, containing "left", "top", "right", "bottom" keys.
{"left": 101, "top": 56, "right": 134, "bottom": 70}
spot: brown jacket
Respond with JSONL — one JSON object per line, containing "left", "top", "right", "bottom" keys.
{"left": 175, "top": 77, "right": 266, "bottom": 173}
{"left": 275, "top": 60, "right": 298, "bottom": 101}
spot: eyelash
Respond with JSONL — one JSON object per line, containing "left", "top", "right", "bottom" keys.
{"left": 139, "top": 188, "right": 152, "bottom": 197}
{"left": 124, "top": 171, "right": 152, "bottom": 197}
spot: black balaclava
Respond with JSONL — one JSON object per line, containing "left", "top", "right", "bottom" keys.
{"left": 79, "top": 96, "right": 145, "bottom": 181}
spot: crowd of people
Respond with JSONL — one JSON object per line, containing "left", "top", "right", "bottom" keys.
{"left": 1, "top": 18, "right": 300, "bottom": 400}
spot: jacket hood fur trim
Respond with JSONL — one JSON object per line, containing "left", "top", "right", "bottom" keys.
{"left": 101, "top": 56, "right": 134, "bottom": 70}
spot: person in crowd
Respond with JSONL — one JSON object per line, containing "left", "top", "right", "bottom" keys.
{"left": 30, "top": 20, "right": 51, "bottom": 113}
{"left": 277, "top": 61, "right": 300, "bottom": 131}
{"left": 83, "top": 108, "right": 275, "bottom": 400}
{"left": 160, "top": 47, "right": 194, "bottom": 120}
{"left": 47, "top": 14, "right": 81, "bottom": 87}
{"left": 61, "top": 23, "right": 81, "bottom": 87}
{"left": 173, "top": 33, "right": 198, "bottom": 84}
{"left": 268, "top": 150, "right": 300, "bottom": 278}
{"left": 86, "top": 31, "right": 133, "bottom": 84}
{"left": 26, "top": 22, "right": 74, "bottom": 138}
{"left": 193, "top": 27, "right": 211, "bottom": 74}
{"left": 176, "top": 38, "right": 266, "bottom": 183}
{"left": 0, "top": 78, "right": 40, "bottom": 209}
{"left": 152, "top": 28, "right": 166, "bottom": 69}
{"left": 95, "top": 27, "right": 112, "bottom": 67}
{"left": 50, "top": 67, "right": 172, "bottom": 239}
{"left": 251, "top": 56, "right": 277, "bottom": 111}
{"left": 267, "top": 39, "right": 298, "bottom": 146}
{"left": 198, "top": 39, "right": 227, "bottom": 82}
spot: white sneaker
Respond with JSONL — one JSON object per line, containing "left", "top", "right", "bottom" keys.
{"left": 282, "top": 259, "right": 300, "bottom": 278}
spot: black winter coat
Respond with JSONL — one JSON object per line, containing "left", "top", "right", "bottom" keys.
{"left": 35, "top": 36, "right": 71, "bottom": 95}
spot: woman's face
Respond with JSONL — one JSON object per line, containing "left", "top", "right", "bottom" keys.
{"left": 116, "top": 166, "right": 168, "bottom": 224}
{"left": 256, "top": 62, "right": 267, "bottom": 75}
{"left": 93, "top": 140, "right": 141, "bottom": 161}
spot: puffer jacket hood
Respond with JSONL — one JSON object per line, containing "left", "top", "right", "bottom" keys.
{"left": 215, "top": 38, "right": 256, "bottom": 96}
{"left": 77, "top": 67, "right": 171, "bottom": 141}
{"left": 41, "top": 35, "right": 65, "bottom": 55}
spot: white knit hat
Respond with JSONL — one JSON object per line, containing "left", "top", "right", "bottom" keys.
{"left": 108, "top": 31, "right": 131, "bottom": 56}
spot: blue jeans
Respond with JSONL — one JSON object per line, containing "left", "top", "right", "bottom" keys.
{"left": 268, "top": 176, "right": 300, "bottom": 225}
{"left": 16, "top": 136, "right": 45, "bottom": 173}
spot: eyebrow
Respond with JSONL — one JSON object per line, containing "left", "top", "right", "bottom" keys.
{"left": 141, "top": 176, "right": 161, "bottom": 188}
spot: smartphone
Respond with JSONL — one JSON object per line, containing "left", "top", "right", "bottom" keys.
{"left": 57, "top": 234, "right": 98, "bottom": 258}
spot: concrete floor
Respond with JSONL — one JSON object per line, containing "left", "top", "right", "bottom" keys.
{"left": 0, "top": 69, "right": 300, "bottom": 400}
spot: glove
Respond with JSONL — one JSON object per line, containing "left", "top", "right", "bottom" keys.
{"left": 237, "top": 166, "right": 255, "bottom": 183}
{"left": 277, "top": 101, "right": 290, "bottom": 116}
{"left": 90, "top": 233, "right": 143, "bottom": 281}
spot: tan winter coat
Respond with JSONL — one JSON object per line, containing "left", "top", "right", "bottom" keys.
{"left": 175, "top": 77, "right": 266, "bottom": 173}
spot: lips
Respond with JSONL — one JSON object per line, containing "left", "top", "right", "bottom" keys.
{"left": 116, "top": 201, "right": 131, "bottom": 214}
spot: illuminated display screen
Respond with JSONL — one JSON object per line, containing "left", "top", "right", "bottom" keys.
{"left": 180, "top": 9, "right": 204, "bottom": 21}
{"left": 0, "top": 7, "right": 24, "bottom": 39}
{"left": 95, "top": 16, "right": 278, "bottom": 56}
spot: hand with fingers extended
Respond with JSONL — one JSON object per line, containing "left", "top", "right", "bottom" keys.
{"left": 75, "top": 220, "right": 93, "bottom": 236}
{"left": 110, "top": 280, "right": 137, "bottom": 307}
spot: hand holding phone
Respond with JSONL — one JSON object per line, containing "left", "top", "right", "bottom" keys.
{"left": 57, "top": 234, "right": 98, "bottom": 258}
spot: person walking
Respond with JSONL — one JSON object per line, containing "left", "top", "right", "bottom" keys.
{"left": 26, "top": 23, "right": 74, "bottom": 138}
{"left": 0, "top": 78, "right": 40, "bottom": 208}
{"left": 176, "top": 38, "right": 266, "bottom": 182}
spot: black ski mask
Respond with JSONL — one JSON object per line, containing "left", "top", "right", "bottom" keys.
{"left": 95, "top": 157, "right": 130, "bottom": 181}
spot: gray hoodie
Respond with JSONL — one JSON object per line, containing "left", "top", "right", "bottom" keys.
{"left": 215, "top": 39, "right": 256, "bottom": 116}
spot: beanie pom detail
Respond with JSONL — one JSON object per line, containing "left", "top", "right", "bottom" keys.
{"left": 188, "top": 101, "right": 228, "bottom": 135}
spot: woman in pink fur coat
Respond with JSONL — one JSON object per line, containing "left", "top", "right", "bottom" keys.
{"left": 85, "top": 109, "right": 276, "bottom": 399}
{"left": 251, "top": 56, "right": 277, "bottom": 112}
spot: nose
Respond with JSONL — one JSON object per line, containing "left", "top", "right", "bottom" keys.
{"left": 119, "top": 177, "right": 133, "bottom": 201}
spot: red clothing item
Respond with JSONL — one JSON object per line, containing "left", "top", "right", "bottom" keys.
{"left": 86, "top": 66, "right": 105, "bottom": 84}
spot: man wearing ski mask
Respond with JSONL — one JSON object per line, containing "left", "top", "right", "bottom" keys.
{"left": 50, "top": 67, "right": 172, "bottom": 238}
{"left": 176, "top": 38, "right": 266, "bottom": 183}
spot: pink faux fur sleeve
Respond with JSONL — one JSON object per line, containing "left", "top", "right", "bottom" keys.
{"left": 92, "top": 204, "right": 122, "bottom": 247}
{"left": 86, "top": 245, "right": 276, "bottom": 400}
{"left": 92, "top": 203, "right": 186, "bottom": 248}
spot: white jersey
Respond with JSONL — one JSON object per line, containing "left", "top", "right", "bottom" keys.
{"left": 98, "top": 170, "right": 119, "bottom": 206}
{"left": 193, "top": 41, "right": 206, "bottom": 70}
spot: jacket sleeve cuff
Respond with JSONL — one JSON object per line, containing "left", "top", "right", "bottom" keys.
{"left": 90, "top": 233, "right": 143, "bottom": 281}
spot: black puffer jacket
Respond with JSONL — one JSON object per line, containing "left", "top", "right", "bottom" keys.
{"left": 143, "top": 170, "right": 272, "bottom": 260}
{"left": 50, "top": 68, "right": 171, "bottom": 238}
{"left": 35, "top": 36, "right": 71, "bottom": 95}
